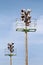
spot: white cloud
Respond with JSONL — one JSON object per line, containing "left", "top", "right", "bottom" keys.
{"left": 0, "top": 15, "right": 16, "bottom": 46}
{"left": 36, "top": 15, "right": 43, "bottom": 34}
{"left": 0, "top": 14, "right": 43, "bottom": 46}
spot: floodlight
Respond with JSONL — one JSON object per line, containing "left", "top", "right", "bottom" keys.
{"left": 27, "top": 9, "right": 31, "bottom": 12}
{"left": 8, "top": 43, "right": 10, "bottom": 46}
{"left": 12, "top": 43, "right": 14, "bottom": 45}
{"left": 21, "top": 9, "right": 26, "bottom": 12}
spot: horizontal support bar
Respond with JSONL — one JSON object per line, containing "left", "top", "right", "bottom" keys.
{"left": 5, "top": 54, "right": 16, "bottom": 56}
{"left": 16, "top": 28, "right": 36, "bottom": 32}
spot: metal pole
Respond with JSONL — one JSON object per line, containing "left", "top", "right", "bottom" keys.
{"left": 10, "top": 56, "right": 12, "bottom": 65}
{"left": 25, "top": 24, "right": 28, "bottom": 65}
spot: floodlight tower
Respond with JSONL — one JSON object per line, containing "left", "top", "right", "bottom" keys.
{"left": 21, "top": 9, "right": 31, "bottom": 65}
{"left": 5, "top": 42, "right": 16, "bottom": 65}
{"left": 16, "top": 9, "right": 36, "bottom": 65}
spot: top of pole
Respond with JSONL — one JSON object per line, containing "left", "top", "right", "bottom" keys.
{"left": 16, "top": 9, "right": 36, "bottom": 32}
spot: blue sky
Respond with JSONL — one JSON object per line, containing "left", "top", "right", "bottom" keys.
{"left": 0, "top": 0, "right": 43, "bottom": 65}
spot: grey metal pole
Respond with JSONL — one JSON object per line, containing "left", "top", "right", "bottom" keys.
{"left": 25, "top": 24, "right": 28, "bottom": 65}
{"left": 10, "top": 56, "right": 12, "bottom": 65}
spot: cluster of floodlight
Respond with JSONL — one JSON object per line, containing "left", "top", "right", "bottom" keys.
{"left": 21, "top": 9, "right": 31, "bottom": 26}
{"left": 8, "top": 43, "right": 14, "bottom": 53}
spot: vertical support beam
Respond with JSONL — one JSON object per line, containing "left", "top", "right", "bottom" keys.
{"left": 10, "top": 56, "right": 12, "bottom": 65}
{"left": 25, "top": 24, "right": 28, "bottom": 65}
